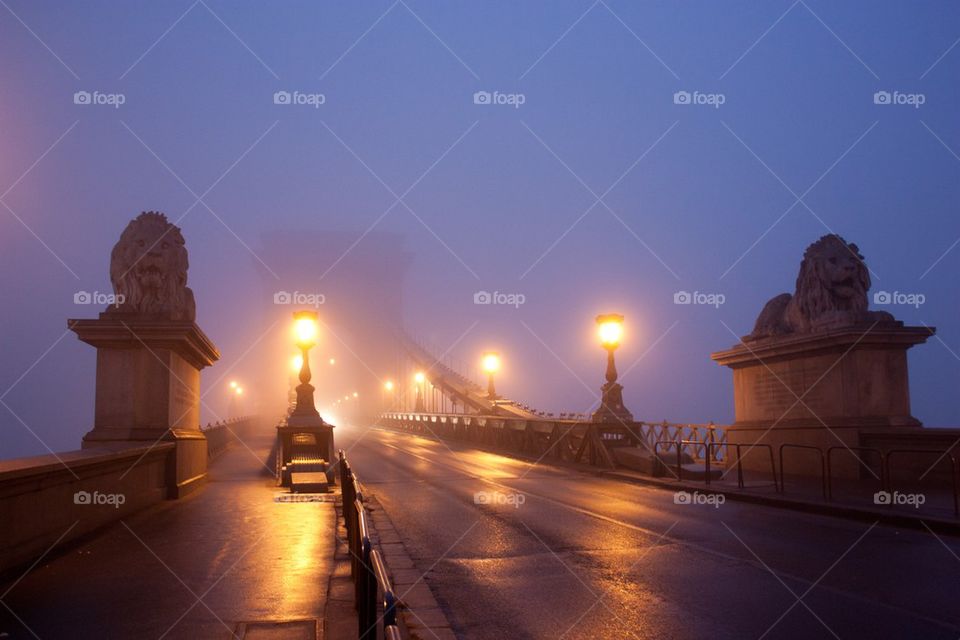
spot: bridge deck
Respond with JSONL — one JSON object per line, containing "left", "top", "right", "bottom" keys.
{"left": 0, "top": 431, "right": 336, "bottom": 639}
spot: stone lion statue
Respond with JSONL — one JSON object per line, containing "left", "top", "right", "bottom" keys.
{"left": 106, "top": 211, "right": 196, "bottom": 321}
{"left": 747, "top": 234, "right": 894, "bottom": 340}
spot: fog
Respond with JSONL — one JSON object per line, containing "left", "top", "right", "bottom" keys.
{"left": 2, "top": 1, "right": 959, "bottom": 460}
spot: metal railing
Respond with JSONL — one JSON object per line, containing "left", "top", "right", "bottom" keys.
{"left": 338, "top": 450, "right": 401, "bottom": 640}
{"left": 202, "top": 416, "right": 254, "bottom": 459}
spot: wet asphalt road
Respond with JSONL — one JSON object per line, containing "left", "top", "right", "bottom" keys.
{"left": 339, "top": 425, "right": 960, "bottom": 640}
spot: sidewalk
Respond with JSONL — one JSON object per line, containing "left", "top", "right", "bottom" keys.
{"left": 0, "top": 431, "right": 344, "bottom": 639}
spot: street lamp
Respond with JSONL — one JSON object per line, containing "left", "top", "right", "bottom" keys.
{"left": 383, "top": 380, "right": 395, "bottom": 411}
{"left": 482, "top": 352, "right": 500, "bottom": 400}
{"left": 291, "top": 310, "right": 320, "bottom": 418}
{"left": 414, "top": 371, "right": 426, "bottom": 412}
{"left": 592, "top": 313, "right": 633, "bottom": 423}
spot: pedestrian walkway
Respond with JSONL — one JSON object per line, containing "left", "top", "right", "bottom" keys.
{"left": 0, "top": 431, "right": 340, "bottom": 639}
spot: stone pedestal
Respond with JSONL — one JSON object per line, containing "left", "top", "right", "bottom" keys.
{"left": 69, "top": 315, "right": 220, "bottom": 497}
{"left": 276, "top": 417, "right": 336, "bottom": 487}
{"left": 711, "top": 324, "right": 933, "bottom": 479}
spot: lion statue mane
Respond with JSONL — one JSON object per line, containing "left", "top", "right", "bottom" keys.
{"left": 106, "top": 211, "right": 196, "bottom": 321}
{"left": 747, "top": 234, "right": 894, "bottom": 340}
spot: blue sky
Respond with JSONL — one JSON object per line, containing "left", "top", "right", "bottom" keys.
{"left": 2, "top": 1, "right": 960, "bottom": 458}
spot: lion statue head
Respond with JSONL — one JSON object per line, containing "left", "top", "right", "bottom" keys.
{"left": 106, "top": 211, "right": 196, "bottom": 321}
{"left": 792, "top": 234, "right": 870, "bottom": 324}
{"left": 748, "top": 234, "right": 893, "bottom": 340}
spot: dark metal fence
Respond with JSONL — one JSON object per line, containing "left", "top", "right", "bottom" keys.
{"left": 338, "top": 450, "right": 401, "bottom": 640}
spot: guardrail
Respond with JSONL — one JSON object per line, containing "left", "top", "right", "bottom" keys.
{"left": 202, "top": 416, "right": 253, "bottom": 459}
{"left": 338, "top": 450, "right": 401, "bottom": 640}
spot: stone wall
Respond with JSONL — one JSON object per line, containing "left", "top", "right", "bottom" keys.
{"left": 0, "top": 444, "right": 173, "bottom": 574}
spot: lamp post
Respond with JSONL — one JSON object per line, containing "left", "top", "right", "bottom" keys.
{"left": 383, "top": 380, "right": 394, "bottom": 411}
{"left": 291, "top": 310, "right": 320, "bottom": 418}
{"left": 414, "top": 371, "right": 426, "bottom": 412}
{"left": 592, "top": 314, "right": 633, "bottom": 423}
{"left": 482, "top": 352, "right": 501, "bottom": 401}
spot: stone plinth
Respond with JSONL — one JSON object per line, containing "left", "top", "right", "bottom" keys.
{"left": 711, "top": 324, "right": 933, "bottom": 478}
{"left": 69, "top": 315, "right": 220, "bottom": 496}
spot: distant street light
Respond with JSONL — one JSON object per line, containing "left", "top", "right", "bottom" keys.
{"left": 592, "top": 314, "right": 633, "bottom": 423}
{"left": 482, "top": 352, "right": 501, "bottom": 400}
{"left": 329, "top": 358, "right": 336, "bottom": 366}
{"left": 291, "top": 354, "right": 303, "bottom": 373}
{"left": 229, "top": 380, "right": 238, "bottom": 389}
{"left": 383, "top": 380, "right": 395, "bottom": 411}
{"left": 414, "top": 371, "right": 426, "bottom": 412}
{"left": 291, "top": 310, "right": 320, "bottom": 418}
{"left": 353, "top": 391, "right": 359, "bottom": 398}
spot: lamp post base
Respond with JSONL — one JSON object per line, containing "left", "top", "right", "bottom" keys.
{"left": 592, "top": 382, "right": 633, "bottom": 424}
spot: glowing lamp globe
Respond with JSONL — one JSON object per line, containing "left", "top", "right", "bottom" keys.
{"left": 596, "top": 314, "right": 624, "bottom": 349}
{"left": 293, "top": 310, "right": 319, "bottom": 349}
{"left": 482, "top": 352, "right": 501, "bottom": 374}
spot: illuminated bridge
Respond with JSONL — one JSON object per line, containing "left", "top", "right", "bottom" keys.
{"left": 2, "top": 316, "right": 960, "bottom": 640}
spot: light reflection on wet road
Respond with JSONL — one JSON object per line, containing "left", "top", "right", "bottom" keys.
{"left": 341, "top": 425, "right": 960, "bottom": 640}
